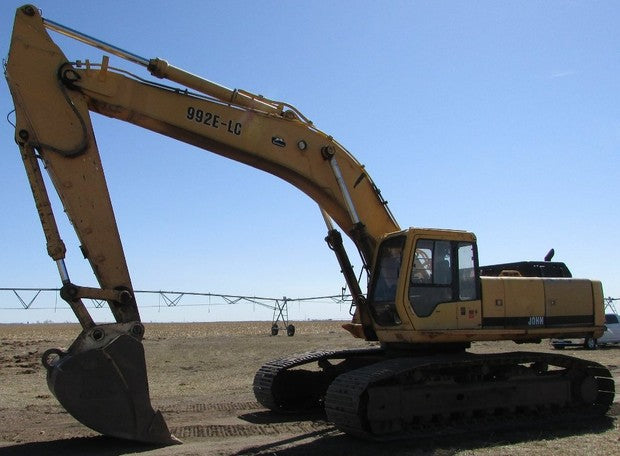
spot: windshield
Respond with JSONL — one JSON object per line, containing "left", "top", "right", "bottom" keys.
{"left": 368, "top": 235, "right": 404, "bottom": 326}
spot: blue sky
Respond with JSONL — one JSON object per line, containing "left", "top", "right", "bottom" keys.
{"left": 1, "top": 1, "right": 618, "bottom": 323}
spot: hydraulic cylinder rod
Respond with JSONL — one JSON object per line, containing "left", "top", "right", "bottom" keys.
{"left": 43, "top": 17, "right": 281, "bottom": 114}
{"left": 43, "top": 17, "right": 149, "bottom": 66}
{"left": 17, "top": 143, "right": 95, "bottom": 329}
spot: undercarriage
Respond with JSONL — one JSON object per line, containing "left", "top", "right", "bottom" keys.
{"left": 254, "top": 347, "right": 615, "bottom": 439}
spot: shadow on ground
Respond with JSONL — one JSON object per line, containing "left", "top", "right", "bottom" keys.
{"left": 0, "top": 436, "right": 165, "bottom": 456}
{"left": 240, "top": 410, "right": 325, "bottom": 424}
{"left": 235, "top": 412, "right": 618, "bottom": 456}
{"left": 1, "top": 405, "right": 616, "bottom": 456}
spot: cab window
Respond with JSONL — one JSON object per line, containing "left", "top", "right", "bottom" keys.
{"left": 368, "top": 236, "right": 404, "bottom": 326}
{"left": 458, "top": 242, "right": 476, "bottom": 300}
{"left": 409, "top": 239, "right": 478, "bottom": 317}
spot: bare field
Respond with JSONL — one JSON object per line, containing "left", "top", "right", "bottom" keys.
{"left": 0, "top": 321, "right": 618, "bottom": 455}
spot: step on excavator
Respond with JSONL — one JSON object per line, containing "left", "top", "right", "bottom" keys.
{"left": 5, "top": 4, "right": 615, "bottom": 445}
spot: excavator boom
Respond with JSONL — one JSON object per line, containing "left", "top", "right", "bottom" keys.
{"left": 5, "top": 5, "right": 398, "bottom": 443}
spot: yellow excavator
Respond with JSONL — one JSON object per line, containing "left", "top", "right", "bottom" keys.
{"left": 5, "top": 5, "right": 614, "bottom": 445}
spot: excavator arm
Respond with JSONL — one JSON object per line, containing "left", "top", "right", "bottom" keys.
{"left": 5, "top": 5, "right": 400, "bottom": 443}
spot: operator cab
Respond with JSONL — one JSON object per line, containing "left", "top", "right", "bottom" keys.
{"left": 367, "top": 228, "right": 479, "bottom": 330}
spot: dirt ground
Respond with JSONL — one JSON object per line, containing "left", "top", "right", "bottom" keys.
{"left": 0, "top": 321, "right": 618, "bottom": 456}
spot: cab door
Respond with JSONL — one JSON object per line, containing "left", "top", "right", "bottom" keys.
{"left": 406, "top": 238, "right": 481, "bottom": 330}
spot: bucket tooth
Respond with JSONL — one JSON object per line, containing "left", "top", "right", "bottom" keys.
{"left": 42, "top": 323, "right": 180, "bottom": 445}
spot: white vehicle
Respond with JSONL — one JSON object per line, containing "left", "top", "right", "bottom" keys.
{"left": 552, "top": 313, "right": 620, "bottom": 350}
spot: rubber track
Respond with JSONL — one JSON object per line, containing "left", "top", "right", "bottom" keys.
{"left": 253, "top": 347, "right": 384, "bottom": 412}
{"left": 324, "top": 351, "right": 615, "bottom": 440}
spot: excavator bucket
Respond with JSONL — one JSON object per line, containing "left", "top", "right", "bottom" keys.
{"left": 42, "top": 323, "right": 180, "bottom": 445}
